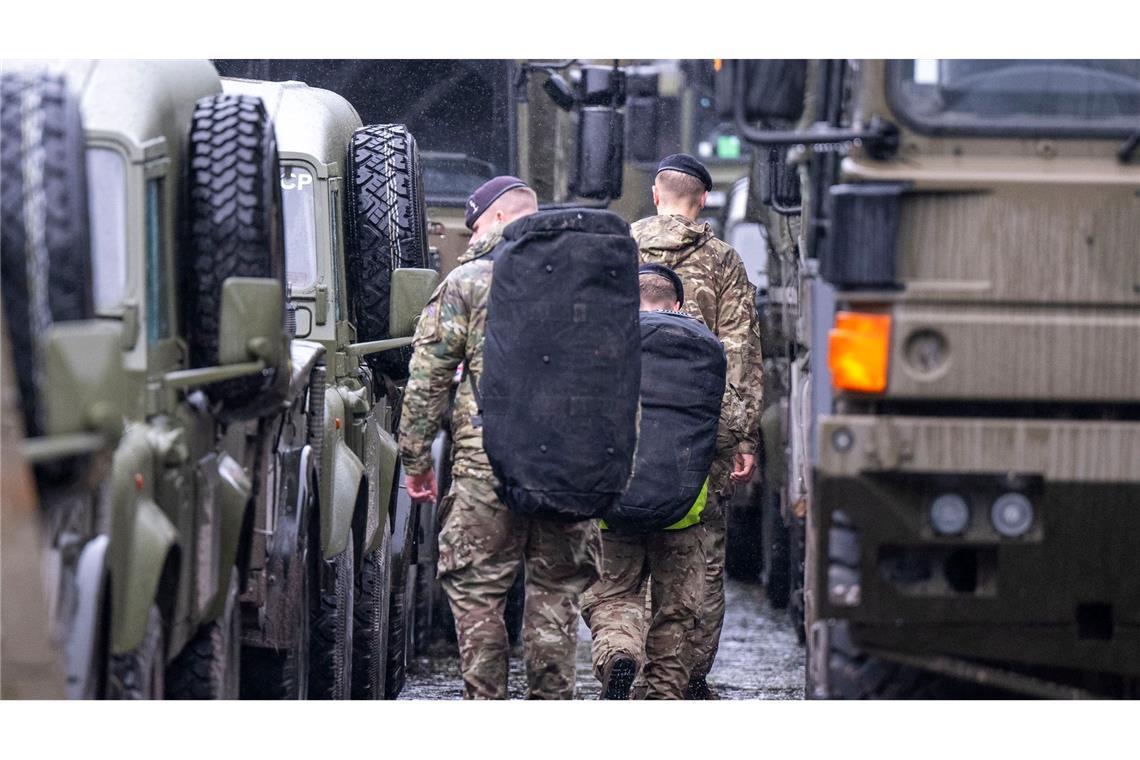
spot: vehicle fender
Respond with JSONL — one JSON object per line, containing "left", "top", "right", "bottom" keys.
{"left": 361, "top": 410, "right": 399, "bottom": 555}
{"left": 106, "top": 425, "right": 168, "bottom": 655}
{"left": 64, "top": 534, "right": 109, "bottom": 700}
{"left": 259, "top": 444, "right": 315, "bottom": 650}
{"left": 320, "top": 387, "right": 363, "bottom": 558}
{"left": 201, "top": 453, "right": 252, "bottom": 621}
{"left": 111, "top": 495, "right": 177, "bottom": 655}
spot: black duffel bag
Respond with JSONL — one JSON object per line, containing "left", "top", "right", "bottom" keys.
{"left": 477, "top": 208, "right": 642, "bottom": 521}
{"left": 603, "top": 310, "right": 726, "bottom": 534}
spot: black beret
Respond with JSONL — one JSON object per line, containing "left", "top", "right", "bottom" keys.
{"left": 655, "top": 153, "right": 713, "bottom": 192}
{"left": 465, "top": 175, "right": 529, "bottom": 230}
{"left": 638, "top": 263, "right": 685, "bottom": 305}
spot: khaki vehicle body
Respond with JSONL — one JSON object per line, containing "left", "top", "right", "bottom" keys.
{"left": 739, "top": 59, "right": 1139, "bottom": 697}
{"left": 221, "top": 76, "right": 405, "bottom": 566}
{"left": 69, "top": 59, "right": 239, "bottom": 661}
{"left": 57, "top": 60, "right": 316, "bottom": 700}
{"left": 221, "top": 77, "right": 437, "bottom": 697}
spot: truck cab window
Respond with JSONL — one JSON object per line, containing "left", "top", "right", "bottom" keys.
{"left": 86, "top": 147, "right": 127, "bottom": 312}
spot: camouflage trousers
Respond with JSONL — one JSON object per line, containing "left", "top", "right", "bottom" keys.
{"left": 437, "top": 474, "right": 600, "bottom": 699}
{"left": 580, "top": 526, "right": 706, "bottom": 699}
{"left": 685, "top": 452, "right": 733, "bottom": 686}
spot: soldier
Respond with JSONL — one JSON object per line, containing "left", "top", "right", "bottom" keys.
{"left": 399, "top": 176, "right": 600, "bottom": 700}
{"left": 582, "top": 265, "right": 728, "bottom": 700}
{"left": 632, "top": 154, "right": 764, "bottom": 699}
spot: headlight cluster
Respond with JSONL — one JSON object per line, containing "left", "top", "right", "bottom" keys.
{"left": 929, "top": 491, "right": 1034, "bottom": 538}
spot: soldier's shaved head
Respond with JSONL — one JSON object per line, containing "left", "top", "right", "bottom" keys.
{"left": 639, "top": 273, "right": 682, "bottom": 312}
{"left": 652, "top": 169, "right": 708, "bottom": 222}
{"left": 471, "top": 186, "right": 538, "bottom": 242}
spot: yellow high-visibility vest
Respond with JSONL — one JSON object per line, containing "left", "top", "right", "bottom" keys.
{"left": 600, "top": 478, "right": 708, "bottom": 532}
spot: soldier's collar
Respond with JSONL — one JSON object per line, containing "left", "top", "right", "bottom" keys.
{"left": 458, "top": 224, "right": 505, "bottom": 264}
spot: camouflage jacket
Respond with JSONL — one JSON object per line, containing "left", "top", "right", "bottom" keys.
{"left": 398, "top": 226, "right": 504, "bottom": 479}
{"left": 632, "top": 214, "right": 763, "bottom": 454}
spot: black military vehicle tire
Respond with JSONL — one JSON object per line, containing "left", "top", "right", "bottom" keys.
{"left": 725, "top": 501, "right": 763, "bottom": 582}
{"left": 0, "top": 70, "right": 93, "bottom": 439}
{"left": 414, "top": 501, "right": 440, "bottom": 656}
{"left": 107, "top": 605, "right": 165, "bottom": 700}
{"left": 761, "top": 493, "right": 791, "bottom": 609}
{"left": 788, "top": 514, "right": 807, "bottom": 645}
{"left": 351, "top": 531, "right": 392, "bottom": 699}
{"left": 165, "top": 572, "right": 241, "bottom": 699}
{"left": 240, "top": 489, "right": 312, "bottom": 700}
{"left": 182, "top": 93, "right": 285, "bottom": 407}
{"left": 308, "top": 536, "right": 355, "bottom": 700}
{"left": 344, "top": 124, "right": 430, "bottom": 380}
{"left": 385, "top": 471, "right": 418, "bottom": 698}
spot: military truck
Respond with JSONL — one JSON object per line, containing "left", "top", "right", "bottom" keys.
{"left": 221, "top": 76, "right": 437, "bottom": 698}
{"left": 24, "top": 58, "right": 344, "bottom": 700}
{"left": 1, "top": 65, "right": 132, "bottom": 699}
{"left": 728, "top": 58, "right": 1140, "bottom": 698}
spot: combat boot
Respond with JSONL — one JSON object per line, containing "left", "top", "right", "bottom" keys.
{"left": 601, "top": 654, "right": 638, "bottom": 700}
{"left": 684, "top": 675, "right": 720, "bottom": 700}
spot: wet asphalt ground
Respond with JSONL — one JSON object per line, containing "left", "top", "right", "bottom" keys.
{"left": 401, "top": 578, "right": 805, "bottom": 700}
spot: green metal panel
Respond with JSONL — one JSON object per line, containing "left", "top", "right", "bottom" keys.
{"left": 111, "top": 495, "right": 176, "bottom": 655}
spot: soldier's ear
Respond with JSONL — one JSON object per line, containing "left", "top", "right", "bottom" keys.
{"left": 698, "top": 190, "right": 708, "bottom": 210}
{"left": 652, "top": 184, "right": 661, "bottom": 206}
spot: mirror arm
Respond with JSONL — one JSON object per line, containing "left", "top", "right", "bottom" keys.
{"left": 23, "top": 432, "right": 109, "bottom": 464}
{"left": 732, "top": 62, "right": 897, "bottom": 157}
{"left": 348, "top": 336, "right": 415, "bottom": 358}
{"left": 164, "top": 360, "right": 267, "bottom": 390}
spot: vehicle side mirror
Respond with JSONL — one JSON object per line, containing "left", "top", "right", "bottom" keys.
{"left": 570, "top": 65, "right": 626, "bottom": 200}
{"left": 716, "top": 60, "right": 808, "bottom": 122}
{"left": 625, "top": 73, "right": 660, "bottom": 164}
{"left": 389, "top": 268, "right": 440, "bottom": 339}
{"left": 219, "top": 277, "right": 283, "bottom": 367}
{"left": 757, "top": 146, "right": 802, "bottom": 215}
{"left": 41, "top": 321, "right": 127, "bottom": 439}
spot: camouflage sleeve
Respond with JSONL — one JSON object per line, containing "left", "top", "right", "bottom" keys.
{"left": 718, "top": 247, "right": 763, "bottom": 454}
{"left": 398, "top": 276, "right": 469, "bottom": 475}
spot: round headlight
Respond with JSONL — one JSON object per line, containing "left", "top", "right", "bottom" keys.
{"left": 991, "top": 492, "right": 1034, "bottom": 538}
{"left": 930, "top": 493, "right": 970, "bottom": 535}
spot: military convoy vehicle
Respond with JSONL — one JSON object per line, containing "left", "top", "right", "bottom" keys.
{"left": 1, "top": 60, "right": 438, "bottom": 700}
{"left": 726, "top": 58, "right": 1140, "bottom": 698}
{"left": 2, "top": 64, "right": 130, "bottom": 699}
{"left": 47, "top": 58, "right": 320, "bottom": 700}
{"left": 220, "top": 76, "right": 437, "bottom": 698}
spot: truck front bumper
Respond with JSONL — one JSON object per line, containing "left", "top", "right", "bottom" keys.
{"left": 814, "top": 414, "right": 1140, "bottom": 677}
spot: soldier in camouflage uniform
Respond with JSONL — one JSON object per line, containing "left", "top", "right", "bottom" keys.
{"left": 582, "top": 268, "right": 721, "bottom": 700}
{"left": 631, "top": 154, "right": 764, "bottom": 699}
{"left": 399, "top": 177, "right": 600, "bottom": 700}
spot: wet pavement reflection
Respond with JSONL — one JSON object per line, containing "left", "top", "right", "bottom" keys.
{"left": 400, "top": 578, "right": 805, "bottom": 700}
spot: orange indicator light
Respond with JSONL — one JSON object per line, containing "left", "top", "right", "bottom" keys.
{"left": 828, "top": 312, "right": 891, "bottom": 393}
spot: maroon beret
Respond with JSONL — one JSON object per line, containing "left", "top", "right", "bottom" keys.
{"left": 465, "top": 175, "right": 530, "bottom": 230}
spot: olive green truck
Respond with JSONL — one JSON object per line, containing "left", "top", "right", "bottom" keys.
{"left": 1, "top": 59, "right": 434, "bottom": 699}
{"left": 728, "top": 58, "right": 1140, "bottom": 698}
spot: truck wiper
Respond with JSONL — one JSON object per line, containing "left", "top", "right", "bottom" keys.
{"left": 1119, "top": 128, "right": 1140, "bottom": 163}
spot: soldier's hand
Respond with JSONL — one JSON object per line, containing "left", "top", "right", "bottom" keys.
{"left": 730, "top": 452, "right": 756, "bottom": 484}
{"left": 406, "top": 469, "right": 438, "bottom": 503}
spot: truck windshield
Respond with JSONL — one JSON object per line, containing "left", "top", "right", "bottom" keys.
{"left": 214, "top": 60, "right": 513, "bottom": 205}
{"left": 890, "top": 59, "right": 1140, "bottom": 137}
